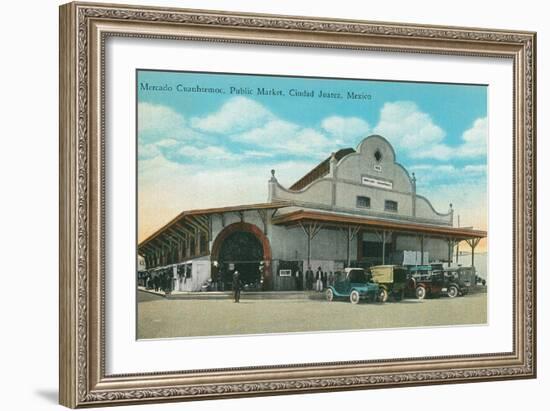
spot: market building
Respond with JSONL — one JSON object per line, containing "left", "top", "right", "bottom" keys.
{"left": 137, "top": 135, "right": 486, "bottom": 292}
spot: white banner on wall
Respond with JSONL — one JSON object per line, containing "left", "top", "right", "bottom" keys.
{"left": 361, "top": 176, "right": 393, "bottom": 189}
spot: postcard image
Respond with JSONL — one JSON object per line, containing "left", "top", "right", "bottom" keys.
{"left": 136, "top": 69, "right": 488, "bottom": 339}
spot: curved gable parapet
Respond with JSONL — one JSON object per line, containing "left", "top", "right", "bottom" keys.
{"left": 270, "top": 178, "right": 333, "bottom": 206}
{"left": 335, "top": 135, "right": 413, "bottom": 193}
{"left": 415, "top": 194, "right": 452, "bottom": 219}
{"left": 357, "top": 134, "right": 396, "bottom": 162}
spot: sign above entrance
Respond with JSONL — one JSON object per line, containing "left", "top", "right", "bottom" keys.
{"left": 361, "top": 176, "right": 393, "bottom": 190}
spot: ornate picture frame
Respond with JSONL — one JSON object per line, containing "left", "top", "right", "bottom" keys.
{"left": 59, "top": 1, "right": 536, "bottom": 408}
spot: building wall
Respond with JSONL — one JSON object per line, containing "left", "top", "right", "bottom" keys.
{"left": 269, "top": 179, "right": 334, "bottom": 205}
{"left": 269, "top": 225, "right": 355, "bottom": 262}
{"left": 334, "top": 181, "right": 414, "bottom": 218}
{"left": 336, "top": 136, "right": 412, "bottom": 192}
{"left": 174, "top": 257, "right": 211, "bottom": 292}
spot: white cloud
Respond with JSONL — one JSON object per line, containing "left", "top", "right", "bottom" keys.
{"left": 190, "top": 99, "right": 371, "bottom": 157}
{"left": 287, "top": 128, "right": 334, "bottom": 155}
{"left": 409, "top": 163, "right": 486, "bottom": 186}
{"left": 463, "top": 164, "right": 487, "bottom": 174}
{"left": 138, "top": 142, "right": 161, "bottom": 160}
{"left": 235, "top": 119, "right": 298, "bottom": 145}
{"left": 373, "top": 101, "right": 446, "bottom": 150}
{"left": 409, "top": 117, "right": 487, "bottom": 160}
{"left": 138, "top": 102, "right": 184, "bottom": 134}
{"left": 457, "top": 117, "right": 487, "bottom": 158}
{"left": 242, "top": 150, "right": 274, "bottom": 158}
{"left": 321, "top": 116, "right": 370, "bottom": 143}
{"left": 138, "top": 139, "right": 182, "bottom": 160}
{"left": 190, "top": 96, "right": 273, "bottom": 134}
{"left": 138, "top": 103, "right": 185, "bottom": 132}
{"left": 138, "top": 102, "right": 202, "bottom": 143}
{"left": 233, "top": 119, "right": 334, "bottom": 156}
{"left": 373, "top": 102, "right": 487, "bottom": 161}
{"left": 413, "top": 144, "right": 454, "bottom": 160}
{"left": 177, "top": 145, "right": 239, "bottom": 161}
{"left": 156, "top": 139, "right": 179, "bottom": 148}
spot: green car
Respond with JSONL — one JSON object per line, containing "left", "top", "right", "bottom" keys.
{"left": 326, "top": 268, "right": 380, "bottom": 304}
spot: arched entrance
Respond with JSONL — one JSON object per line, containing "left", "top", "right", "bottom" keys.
{"left": 211, "top": 222, "right": 272, "bottom": 290}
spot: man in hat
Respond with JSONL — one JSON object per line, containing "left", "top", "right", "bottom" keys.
{"left": 232, "top": 270, "right": 242, "bottom": 303}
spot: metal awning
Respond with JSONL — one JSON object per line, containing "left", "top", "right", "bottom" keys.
{"left": 271, "top": 209, "right": 486, "bottom": 240}
{"left": 138, "top": 201, "right": 291, "bottom": 256}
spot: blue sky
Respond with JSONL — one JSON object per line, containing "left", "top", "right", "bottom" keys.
{"left": 137, "top": 69, "right": 488, "bottom": 242}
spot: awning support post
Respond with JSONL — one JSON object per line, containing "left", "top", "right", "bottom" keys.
{"left": 382, "top": 231, "right": 386, "bottom": 265}
{"left": 343, "top": 226, "right": 361, "bottom": 267}
{"left": 420, "top": 235, "right": 425, "bottom": 265}
{"left": 375, "top": 230, "right": 392, "bottom": 265}
{"left": 465, "top": 237, "right": 481, "bottom": 269}
{"left": 300, "top": 222, "right": 322, "bottom": 269}
{"left": 447, "top": 238, "right": 455, "bottom": 267}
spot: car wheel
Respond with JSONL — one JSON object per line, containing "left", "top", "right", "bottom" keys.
{"left": 350, "top": 290, "right": 361, "bottom": 304}
{"left": 447, "top": 285, "right": 459, "bottom": 298}
{"left": 415, "top": 286, "right": 426, "bottom": 300}
{"left": 326, "top": 288, "right": 334, "bottom": 302}
{"left": 378, "top": 288, "right": 388, "bottom": 303}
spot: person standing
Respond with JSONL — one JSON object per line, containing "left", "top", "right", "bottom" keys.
{"left": 232, "top": 270, "right": 242, "bottom": 303}
{"left": 295, "top": 269, "right": 303, "bottom": 291}
{"left": 315, "top": 266, "right": 323, "bottom": 292}
{"left": 305, "top": 266, "right": 313, "bottom": 291}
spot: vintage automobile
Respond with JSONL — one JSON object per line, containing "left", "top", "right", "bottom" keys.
{"left": 440, "top": 266, "right": 472, "bottom": 297}
{"left": 407, "top": 265, "right": 469, "bottom": 299}
{"left": 369, "top": 265, "right": 409, "bottom": 302}
{"left": 406, "top": 265, "right": 442, "bottom": 299}
{"left": 326, "top": 268, "right": 379, "bottom": 304}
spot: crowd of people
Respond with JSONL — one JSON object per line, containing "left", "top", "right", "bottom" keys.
{"left": 138, "top": 265, "right": 343, "bottom": 296}
{"left": 138, "top": 270, "right": 174, "bottom": 294}
{"left": 297, "top": 266, "right": 339, "bottom": 292}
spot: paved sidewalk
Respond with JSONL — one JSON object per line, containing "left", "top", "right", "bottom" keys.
{"left": 137, "top": 286, "right": 326, "bottom": 300}
{"left": 138, "top": 285, "right": 486, "bottom": 300}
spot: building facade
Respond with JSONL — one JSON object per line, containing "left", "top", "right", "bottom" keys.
{"left": 138, "top": 135, "right": 486, "bottom": 292}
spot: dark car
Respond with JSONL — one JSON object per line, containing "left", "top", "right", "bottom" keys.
{"left": 407, "top": 265, "right": 469, "bottom": 299}
{"left": 440, "top": 267, "right": 472, "bottom": 297}
{"left": 406, "top": 265, "right": 446, "bottom": 299}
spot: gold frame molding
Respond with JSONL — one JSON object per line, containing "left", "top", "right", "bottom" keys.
{"left": 59, "top": 1, "right": 537, "bottom": 408}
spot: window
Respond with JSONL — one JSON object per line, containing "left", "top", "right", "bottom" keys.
{"left": 385, "top": 200, "right": 398, "bottom": 212}
{"left": 356, "top": 196, "right": 371, "bottom": 208}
